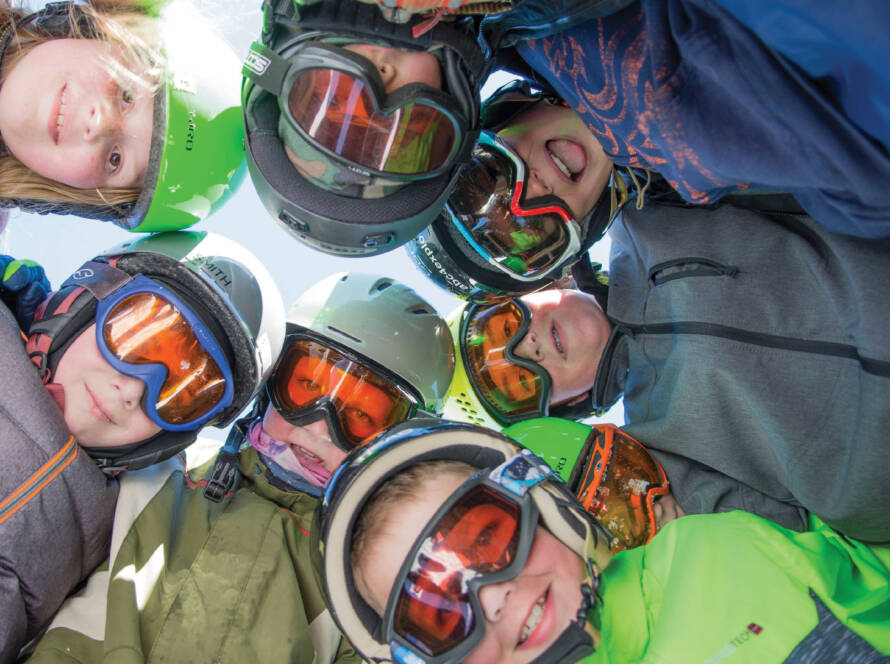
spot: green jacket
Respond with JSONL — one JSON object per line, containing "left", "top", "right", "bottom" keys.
{"left": 587, "top": 512, "right": 890, "bottom": 663}
{"left": 27, "top": 439, "right": 358, "bottom": 664}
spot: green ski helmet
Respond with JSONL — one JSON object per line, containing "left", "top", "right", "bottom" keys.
{"left": 26, "top": 230, "right": 286, "bottom": 471}
{"left": 313, "top": 420, "right": 613, "bottom": 664}
{"left": 0, "top": 2, "right": 245, "bottom": 231}
{"left": 283, "top": 272, "right": 455, "bottom": 414}
{"left": 505, "top": 418, "right": 672, "bottom": 552}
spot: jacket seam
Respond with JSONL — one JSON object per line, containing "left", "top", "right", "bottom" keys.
{"left": 0, "top": 436, "right": 78, "bottom": 524}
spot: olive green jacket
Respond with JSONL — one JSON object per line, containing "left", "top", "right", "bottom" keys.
{"left": 26, "top": 439, "right": 357, "bottom": 664}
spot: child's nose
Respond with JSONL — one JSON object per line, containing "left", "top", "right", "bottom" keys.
{"left": 114, "top": 373, "right": 146, "bottom": 410}
{"left": 514, "top": 331, "right": 542, "bottom": 362}
{"left": 525, "top": 169, "right": 553, "bottom": 200}
{"left": 84, "top": 98, "right": 118, "bottom": 142}
{"left": 478, "top": 579, "right": 515, "bottom": 624}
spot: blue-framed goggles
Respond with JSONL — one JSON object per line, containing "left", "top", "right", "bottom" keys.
{"left": 94, "top": 274, "right": 234, "bottom": 431}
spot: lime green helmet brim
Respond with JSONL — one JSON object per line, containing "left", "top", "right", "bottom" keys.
{"left": 128, "top": 18, "right": 246, "bottom": 232}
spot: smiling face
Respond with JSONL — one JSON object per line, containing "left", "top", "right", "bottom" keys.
{"left": 497, "top": 103, "right": 611, "bottom": 221}
{"left": 357, "top": 471, "right": 586, "bottom": 664}
{"left": 53, "top": 324, "right": 161, "bottom": 448}
{"left": 261, "top": 405, "right": 349, "bottom": 475}
{"left": 512, "top": 289, "right": 611, "bottom": 405}
{"left": 0, "top": 39, "right": 154, "bottom": 190}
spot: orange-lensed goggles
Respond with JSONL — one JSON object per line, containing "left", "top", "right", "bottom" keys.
{"left": 383, "top": 453, "right": 547, "bottom": 662}
{"left": 576, "top": 425, "right": 669, "bottom": 552}
{"left": 461, "top": 299, "right": 552, "bottom": 424}
{"left": 96, "top": 276, "right": 234, "bottom": 431}
{"left": 268, "top": 334, "right": 421, "bottom": 450}
{"left": 245, "top": 41, "right": 463, "bottom": 179}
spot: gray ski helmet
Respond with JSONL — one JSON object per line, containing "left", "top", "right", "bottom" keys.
{"left": 287, "top": 272, "right": 454, "bottom": 411}
{"left": 313, "top": 420, "right": 611, "bottom": 664}
{"left": 241, "top": 0, "right": 486, "bottom": 257}
{"left": 406, "top": 80, "right": 619, "bottom": 300}
{"left": 27, "top": 231, "right": 286, "bottom": 471}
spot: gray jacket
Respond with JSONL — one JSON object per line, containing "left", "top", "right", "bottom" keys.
{"left": 593, "top": 202, "right": 890, "bottom": 542}
{"left": 0, "top": 304, "right": 118, "bottom": 663}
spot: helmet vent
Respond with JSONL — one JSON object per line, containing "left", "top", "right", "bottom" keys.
{"left": 372, "top": 280, "right": 393, "bottom": 292}
{"left": 327, "top": 325, "right": 363, "bottom": 344}
{"left": 454, "top": 392, "right": 487, "bottom": 425}
{"left": 406, "top": 305, "right": 433, "bottom": 315}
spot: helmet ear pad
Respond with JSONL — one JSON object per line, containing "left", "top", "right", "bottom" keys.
{"left": 242, "top": 71, "right": 457, "bottom": 256}
{"left": 113, "top": 253, "right": 258, "bottom": 426}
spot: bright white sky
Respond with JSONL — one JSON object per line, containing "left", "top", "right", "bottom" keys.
{"left": 1, "top": 0, "right": 623, "bottom": 438}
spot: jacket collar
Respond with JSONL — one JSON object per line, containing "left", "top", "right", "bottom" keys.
{"left": 591, "top": 325, "right": 629, "bottom": 410}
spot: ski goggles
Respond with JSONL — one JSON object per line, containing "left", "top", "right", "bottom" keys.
{"left": 95, "top": 275, "right": 234, "bottom": 431}
{"left": 448, "top": 132, "right": 581, "bottom": 281}
{"left": 383, "top": 451, "right": 552, "bottom": 663}
{"left": 267, "top": 332, "right": 423, "bottom": 450}
{"left": 577, "top": 426, "right": 669, "bottom": 552}
{"left": 460, "top": 298, "right": 552, "bottom": 425}
{"left": 244, "top": 40, "right": 464, "bottom": 180}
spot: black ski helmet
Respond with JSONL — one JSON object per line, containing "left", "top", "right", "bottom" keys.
{"left": 241, "top": 0, "right": 487, "bottom": 257}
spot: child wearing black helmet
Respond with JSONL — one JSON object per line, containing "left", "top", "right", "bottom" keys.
{"left": 318, "top": 422, "right": 890, "bottom": 664}
{"left": 26, "top": 273, "right": 454, "bottom": 663}
{"left": 0, "top": 231, "right": 285, "bottom": 662}
{"left": 241, "top": 0, "right": 486, "bottom": 256}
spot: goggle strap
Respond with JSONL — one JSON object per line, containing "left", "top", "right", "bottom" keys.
{"left": 243, "top": 40, "right": 289, "bottom": 95}
{"left": 488, "top": 450, "right": 553, "bottom": 498}
{"left": 390, "top": 643, "right": 425, "bottom": 664}
{"left": 61, "top": 260, "right": 132, "bottom": 301}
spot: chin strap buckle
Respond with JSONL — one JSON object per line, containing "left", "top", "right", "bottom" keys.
{"left": 203, "top": 436, "right": 241, "bottom": 502}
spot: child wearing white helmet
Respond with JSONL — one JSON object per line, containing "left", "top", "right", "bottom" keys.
{"left": 317, "top": 421, "right": 890, "bottom": 664}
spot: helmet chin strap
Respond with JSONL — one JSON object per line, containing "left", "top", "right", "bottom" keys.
{"left": 529, "top": 563, "right": 600, "bottom": 664}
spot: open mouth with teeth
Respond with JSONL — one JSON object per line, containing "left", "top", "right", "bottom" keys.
{"left": 518, "top": 587, "right": 550, "bottom": 645}
{"left": 546, "top": 139, "right": 587, "bottom": 183}
{"left": 52, "top": 84, "right": 68, "bottom": 144}
{"left": 551, "top": 325, "right": 565, "bottom": 356}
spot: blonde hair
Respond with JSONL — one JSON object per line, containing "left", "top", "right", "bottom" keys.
{"left": 0, "top": 1, "right": 163, "bottom": 215}
{"left": 351, "top": 459, "right": 476, "bottom": 608}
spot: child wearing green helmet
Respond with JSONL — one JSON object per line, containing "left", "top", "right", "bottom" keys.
{"left": 0, "top": 230, "right": 285, "bottom": 663}
{"left": 25, "top": 272, "right": 454, "bottom": 663}
{"left": 319, "top": 422, "right": 890, "bottom": 664}
{"left": 0, "top": 1, "right": 246, "bottom": 231}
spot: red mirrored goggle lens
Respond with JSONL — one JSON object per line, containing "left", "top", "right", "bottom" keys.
{"left": 394, "top": 484, "right": 522, "bottom": 656}
{"left": 450, "top": 146, "right": 575, "bottom": 277}
{"left": 577, "top": 427, "right": 669, "bottom": 552}
{"left": 271, "top": 338, "right": 413, "bottom": 446}
{"left": 463, "top": 301, "right": 546, "bottom": 419}
{"left": 287, "top": 68, "right": 455, "bottom": 175}
{"left": 102, "top": 293, "right": 227, "bottom": 425}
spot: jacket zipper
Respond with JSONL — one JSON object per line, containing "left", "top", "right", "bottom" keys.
{"left": 614, "top": 320, "right": 890, "bottom": 378}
